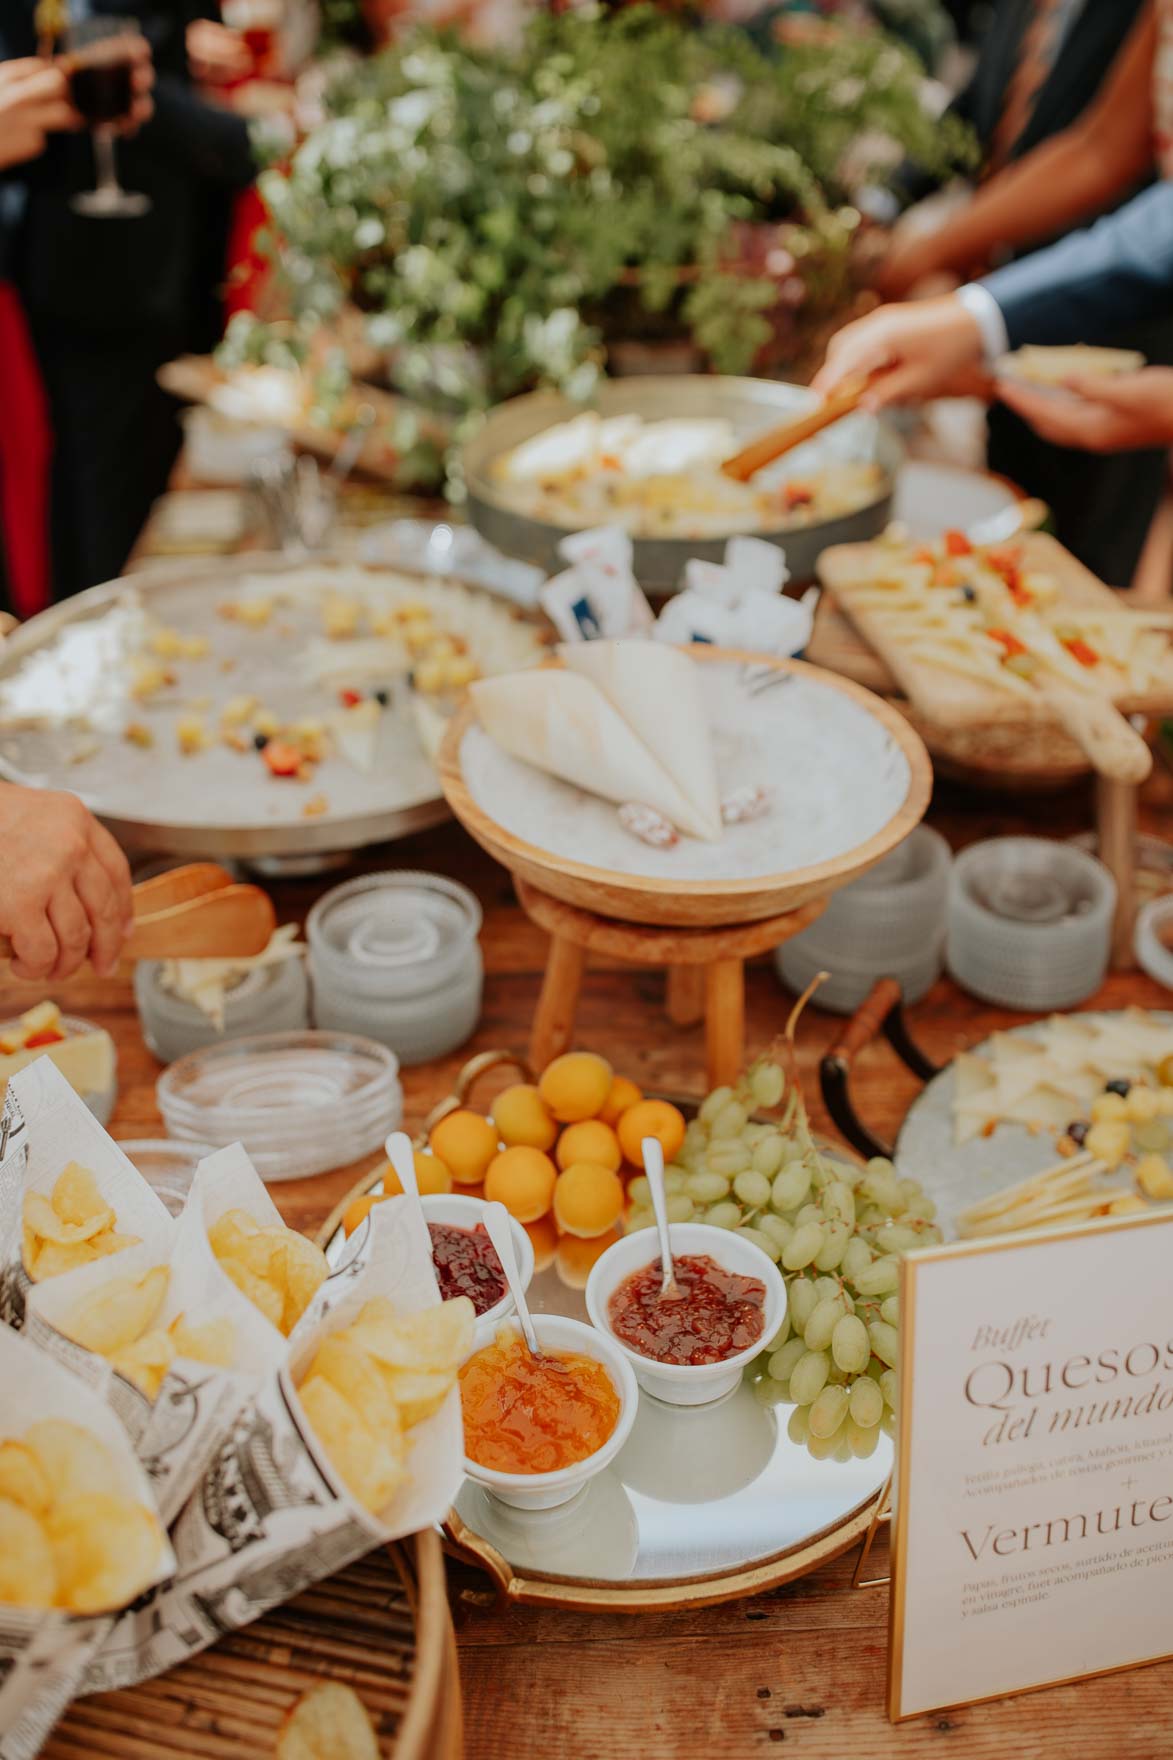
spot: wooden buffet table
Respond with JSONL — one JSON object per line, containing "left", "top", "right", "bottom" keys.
{"left": 13, "top": 759, "right": 1173, "bottom": 1760}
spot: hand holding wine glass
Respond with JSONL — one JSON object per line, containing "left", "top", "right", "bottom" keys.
{"left": 65, "top": 16, "right": 155, "bottom": 217}
{"left": 0, "top": 57, "right": 79, "bottom": 170}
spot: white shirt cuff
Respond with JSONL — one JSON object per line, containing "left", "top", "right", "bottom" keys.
{"left": 956, "top": 283, "right": 1010, "bottom": 366}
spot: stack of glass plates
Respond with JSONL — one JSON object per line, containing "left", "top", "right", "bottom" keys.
{"left": 308, "top": 872, "right": 483, "bottom": 1066}
{"left": 135, "top": 957, "right": 310, "bottom": 1065}
{"left": 156, "top": 1030, "right": 402, "bottom": 1182}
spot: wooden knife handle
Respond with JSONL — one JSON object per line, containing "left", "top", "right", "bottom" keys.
{"left": 721, "top": 377, "right": 870, "bottom": 483}
{"left": 1044, "top": 684, "right": 1153, "bottom": 784}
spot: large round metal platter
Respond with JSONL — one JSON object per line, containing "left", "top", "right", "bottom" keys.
{"left": 892, "top": 1011, "right": 1173, "bottom": 1239}
{"left": 462, "top": 375, "right": 903, "bottom": 591}
{"left": 439, "top": 648, "right": 932, "bottom": 927}
{"left": 0, "top": 555, "right": 547, "bottom": 859}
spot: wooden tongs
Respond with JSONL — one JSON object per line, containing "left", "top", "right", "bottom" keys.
{"left": 721, "top": 374, "right": 872, "bottom": 483}
{"left": 0, "top": 863, "right": 277, "bottom": 964}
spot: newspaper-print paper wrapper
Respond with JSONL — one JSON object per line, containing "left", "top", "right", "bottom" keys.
{"left": 0, "top": 1061, "right": 173, "bottom": 1331}
{"left": 0, "top": 1328, "right": 176, "bottom": 1760}
{"left": 541, "top": 527, "right": 654, "bottom": 643}
{"left": 81, "top": 1197, "right": 462, "bottom": 1697}
{"left": 656, "top": 535, "right": 815, "bottom": 657}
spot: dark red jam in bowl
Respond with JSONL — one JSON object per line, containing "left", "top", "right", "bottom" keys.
{"left": 428, "top": 1221, "right": 507, "bottom": 1315}
{"left": 607, "top": 1252, "right": 766, "bottom": 1365}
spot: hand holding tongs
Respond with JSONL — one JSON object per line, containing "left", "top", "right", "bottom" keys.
{"left": 0, "top": 862, "right": 277, "bottom": 965}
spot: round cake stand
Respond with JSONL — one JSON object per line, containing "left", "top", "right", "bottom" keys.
{"left": 516, "top": 877, "right": 826, "bottom": 1088}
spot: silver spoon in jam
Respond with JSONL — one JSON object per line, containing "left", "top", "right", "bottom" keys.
{"left": 483, "top": 1200, "right": 542, "bottom": 1357}
{"left": 643, "top": 1135, "right": 682, "bottom": 1301}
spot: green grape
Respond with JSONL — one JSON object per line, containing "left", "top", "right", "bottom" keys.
{"left": 881, "top": 1409, "right": 897, "bottom": 1440}
{"left": 627, "top": 1176, "right": 652, "bottom": 1207}
{"left": 808, "top": 1383, "right": 850, "bottom": 1440}
{"left": 868, "top": 1223, "right": 921, "bottom": 1255}
{"left": 869, "top": 1319, "right": 900, "bottom": 1368}
{"left": 711, "top": 1100, "right": 748, "bottom": 1139}
{"left": 814, "top": 1219, "right": 850, "bottom": 1271}
{"left": 782, "top": 1221, "right": 825, "bottom": 1270}
{"left": 683, "top": 1121, "right": 709, "bottom": 1154}
{"left": 806, "top": 1428, "right": 840, "bottom": 1461}
{"left": 860, "top": 1171, "right": 904, "bottom": 1216}
{"left": 764, "top": 1312, "right": 791, "bottom": 1351}
{"left": 752, "top": 1134, "right": 786, "bottom": 1179}
{"left": 879, "top": 1295, "right": 899, "bottom": 1327}
{"left": 804, "top": 1294, "right": 848, "bottom": 1352}
{"left": 831, "top": 1313, "right": 871, "bottom": 1375}
{"left": 771, "top": 1163, "right": 811, "bottom": 1213}
{"left": 742, "top": 1122, "right": 770, "bottom": 1147}
{"left": 664, "top": 1168, "right": 687, "bottom": 1196}
{"left": 753, "top": 1375, "right": 790, "bottom": 1407}
{"left": 708, "top": 1143, "right": 751, "bottom": 1177}
{"left": 787, "top": 1277, "right": 818, "bottom": 1332}
{"left": 686, "top": 1171, "right": 731, "bottom": 1203}
{"left": 789, "top": 1349, "right": 831, "bottom": 1406}
{"left": 919, "top": 1223, "right": 944, "bottom": 1246}
{"left": 865, "top": 1156, "right": 898, "bottom": 1178}
{"left": 768, "top": 1337, "right": 806, "bottom": 1384}
{"left": 704, "top": 1200, "right": 742, "bottom": 1229}
{"left": 736, "top": 1225, "right": 780, "bottom": 1261}
{"left": 787, "top": 1404, "right": 810, "bottom": 1446}
{"left": 854, "top": 1256, "right": 900, "bottom": 1297}
{"left": 902, "top": 1193, "right": 938, "bottom": 1222}
{"left": 879, "top": 1368, "right": 898, "bottom": 1410}
{"left": 795, "top": 1202, "right": 824, "bottom": 1228}
{"left": 733, "top": 1169, "right": 772, "bottom": 1209}
{"left": 849, "top": 1376, "right": 884, "bottom": 1429}
{"left": 699, "top": 1085, "right": 735, "bottom": 1126}
{"left": 665, "top": 1194, "right": 695, "bottom": 1224}
{"left": 833, "top": 1431, "right": 855, "bottom": 1463}
{"left": 822, "top": 1181, "right": 856, "bottom": 1227}
{"left": 750, "top": 1060, "right": 785, "bottom": 1108}
{"left": 757, "top": 1214, "right": 793, "bottom": 1251}
{"left": 846, "top": 1416, "right": 880, "bottom": 1459}
{"left": 626, "top": 1207, "right": 656, "bottom": 1232}
{"left": 812, "top": 1275, "right": 843, "bottom": 1303}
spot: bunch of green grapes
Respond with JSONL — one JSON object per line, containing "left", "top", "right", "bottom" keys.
{"left": 625, "top": 1057, "right": 942, "bottom": 1460}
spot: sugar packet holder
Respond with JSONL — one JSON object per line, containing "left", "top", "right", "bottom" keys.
{"left": 81, "top": 1199, "right": 463, "bottom": 1698}
{"left": 0, "top": 1328, "right": 176, "bottom": 1760}
{"left": 0, "top": 1060, "right": 173, "bottom": 1329}
{"left": 540, "top": 526, "right": 655, "bottom": 644}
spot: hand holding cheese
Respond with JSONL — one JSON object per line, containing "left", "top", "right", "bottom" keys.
{"left": 0, "top": 783, "right": 133, "bottom": 980}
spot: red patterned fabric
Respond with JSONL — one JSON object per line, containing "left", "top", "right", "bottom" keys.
{"left": 224, "top": 183, "right": 271, "bottom": 316}
{"left": 0, "top": 283, "right": 51, "bottom": 617}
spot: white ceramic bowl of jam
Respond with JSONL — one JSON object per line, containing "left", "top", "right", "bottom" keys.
{"left": 460, "top": 1313, "right": 639, "bottom": 1512}
{"left": 586, "top": 1222, "right": 786, "bottom": 1407}
{"left": 420, "top": 1194, "right": 534, "bottom": 1339}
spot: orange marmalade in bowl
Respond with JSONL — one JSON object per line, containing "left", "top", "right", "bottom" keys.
{"left": 460, "top": 1327, "right": 621, "bottom": 1474}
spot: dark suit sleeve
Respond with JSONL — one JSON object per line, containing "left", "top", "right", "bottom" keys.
{"left": 146, "top": 75, "right": 257, "bottom": 188}
{"left": 981, "top": 180, "right": 1173, "bottom": 346}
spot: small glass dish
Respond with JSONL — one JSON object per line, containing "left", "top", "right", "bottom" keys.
{"left": 307, "top": 872, "right": 484, "bottom": 1066}
{"left": 0, "top": 1013, "right": 117, "bottom": 1125}
{"left": 134, "top": 957, "right": 310, "bottom": 1065}
{"left": 157, "top": 1030, "right": 403, "bottom": 1183}
{"left": 116, "top": 1137, "right": 215, "bottom": 1217}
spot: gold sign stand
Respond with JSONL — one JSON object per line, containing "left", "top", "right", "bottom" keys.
{"left": 851, "top": 1472, "right": 892, "bottom": 1589}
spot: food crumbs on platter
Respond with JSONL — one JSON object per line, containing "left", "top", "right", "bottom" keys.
{"left": 618, "top": 802, "right": 678, "bottom": 848}
{"left": 721, "top": 783, "right": 772, "bottom": 826}
{"left": 301, "top": 794, "right": 329, "bottom": 817}
{"left": 460, "top": 1327, "right": 620, "bottom": 1473}
{"left": 608, "top": 1252, "right": 766, "bottom": 1365}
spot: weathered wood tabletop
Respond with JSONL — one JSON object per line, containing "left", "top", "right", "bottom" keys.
{"left": 15, "top": 761, "right": 1173, "bottom": 1760}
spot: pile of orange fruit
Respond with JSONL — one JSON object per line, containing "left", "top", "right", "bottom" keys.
{"left": 343, "top": 1052, "right": 685, "bottom": 1290}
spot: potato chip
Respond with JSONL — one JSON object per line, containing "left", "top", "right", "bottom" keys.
{"left": 219, "top": 1256, "right": 285, "bottom": 1330}
{"left": 207, "top": 1208, "right": 261, "bottom": 1262}
{"left": 0, "top": 1443, "right": 51, "bottom": 1516}
{"left": 59, "top": 1265, "right": 169, "bottom": 1356}
{"left": 0, "top": 1497, "right": 57, "bottom": 1609}
{"left": 372, "top": 1366, "right": 452, "bottom": 1430}
{"left": 23, "top": 1190, "right": 111, "bottom": 1247}
{"left": 24, "top": 1420, "right": 124, "bottom": 1501}
{"left": 306, "top": 1336, "right": 402, "bottom": 1446}
{"left": 227, "top": 1227, "right": 285, "bottom": 1282}
{"left": 110, "top": 1330, "right": 176, "bottom": 1401}
{"left": 276, "top": 1233, "right": 329, "bottom": 1334}
{"left": 169, "top": 1313, "right": 236, "bottom": 1369}
{"left": 46, "top": 1492, "right": 164, "bottom": 1613}
{"left": 52, "top": 1162, "right": 111, "bottom": 1228}
{"left": 276, "top": 1682, "right": 380, "bottom": 1760}
{"left": 350, "top": 1296, "right": 474, "bottom": 1373}
{"left": 28, "top": 1229, "right": 140, "bottom": 1283}
{"left": 297, "top": 1376, "right": 405, "bottom": 1515}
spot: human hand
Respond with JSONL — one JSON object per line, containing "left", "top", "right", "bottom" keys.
{"left": 997, "top": 368, "right": 1173, "bottom": 453}
{"left": 0, "top": 786, "right": 134, "bottom": 981}
{"left": 120, "top": 32, "right": 155, "bottom": 133}
{"left": 0, "top": 57, "right": 79, "bottom": 170}
{"left": 812, "top": 296, "right": 987, "bottom": 410}
{"left": 186, "top": 18, "right": 252, "bottom": 86}
{"left": 871, "top": 234, "right": 942, "bottom": 302}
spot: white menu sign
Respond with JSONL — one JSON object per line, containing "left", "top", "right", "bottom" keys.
{"left": 890, "top": 1210, "right": 1173, "bottom": 1719}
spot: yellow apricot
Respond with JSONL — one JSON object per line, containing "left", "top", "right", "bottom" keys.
{"left": 428, "top": 1111, "right": 499, "bottom": 1186}
{"left": 538, "top": 1051, "right": 613, "bottom": 1124}
{"left": 598, "top": 1075, "right": 643, "bottom": 1127}
{"left": 617, "top": 1099, "right": 686, "bottom": 1169}
{"left": 553, "top": 1161, "right": 625, "bottom": 1239}
{"left": 491, "top": 1083, "right": 558, "bottom": 1151}
{"left": 555, "top": 1119, "right": 622, "bottom": 1173}
{"left": 524, "top": 1214, "right": 559, "bottom": 1272}
{"left": 484, "top": 1146, "right": 557, "bottom": 1224}
{"left": 556, "top": 1227, "right": 622, "bottom": 1290}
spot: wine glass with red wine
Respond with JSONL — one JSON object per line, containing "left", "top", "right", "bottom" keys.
{"left": 67, "top": 15, "right": 150, "bottom": 218}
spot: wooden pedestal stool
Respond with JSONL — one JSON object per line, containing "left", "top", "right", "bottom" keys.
{"left": 516, "top": 877, "right": 827, "bottom": 1090}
